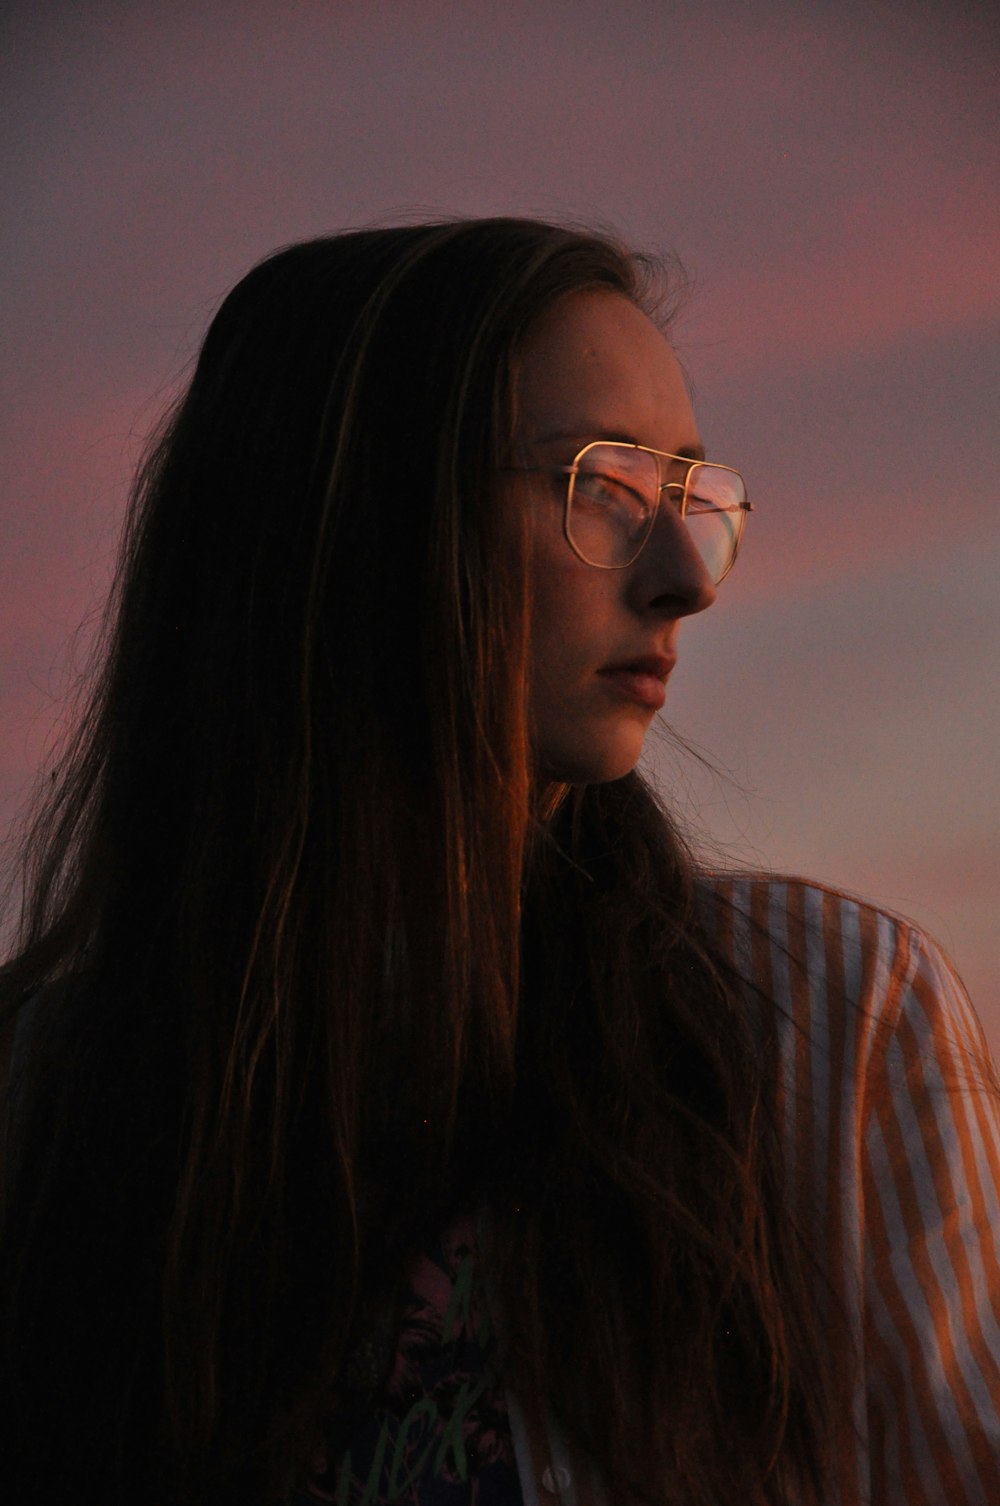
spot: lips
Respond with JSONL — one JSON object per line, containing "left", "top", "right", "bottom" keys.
{"left": 597, "top": 653, "right": 676, "bottom": 709}
{"left": 601, "top": 653, "right": 676, "bottom": 680}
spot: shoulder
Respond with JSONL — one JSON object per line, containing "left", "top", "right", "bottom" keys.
{"left": 6, "top": 973, "right": 88, "bottom": 1071}
{"left": 3, "top": 975, "right": 87, "bottom": 1143}
{"left": 3, "top": 968, "right": 162, "bottom": 1159}
{"left": 696, "top": 869, "right": 997, "bottom": 1096}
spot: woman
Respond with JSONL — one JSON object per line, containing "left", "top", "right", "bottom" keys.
{"left": 1, "top": 218, "right": 997, "bottom": 1506}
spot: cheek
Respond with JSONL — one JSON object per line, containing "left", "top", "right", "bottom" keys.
{"left": 528, "top": 539, "right": 621, "bottom": 729}
{"left": 526, "top": 537, "right": 648, "bottom": 783}
{"left": 529, "top": 541, "right": 594, "bottom": 686}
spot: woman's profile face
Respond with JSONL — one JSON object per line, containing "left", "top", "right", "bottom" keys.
{"left": 513, "top": 289, "right": 717, "bottom": 785}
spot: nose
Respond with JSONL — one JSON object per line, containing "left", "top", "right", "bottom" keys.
{"left": 630, "top": 496, "right": 717, "bottom": 617}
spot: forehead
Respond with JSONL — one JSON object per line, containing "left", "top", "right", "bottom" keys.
{"left": 515, "top": 288, "right": 697, "bottom": 447}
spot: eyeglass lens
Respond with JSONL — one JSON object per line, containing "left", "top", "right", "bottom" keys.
{"left": 682, "top": 462, "right": 746, "bottom": 585}
{"left": 566, "top": 445, "right": 745, "bottom": 580}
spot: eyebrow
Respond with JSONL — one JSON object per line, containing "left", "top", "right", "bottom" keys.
{"left": 533, "top": 428, "right": 706, "bottom": 463}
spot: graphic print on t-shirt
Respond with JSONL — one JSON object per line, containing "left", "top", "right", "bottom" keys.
{"left": 302, "top": 1215, "right": 523, "bottom": 1505}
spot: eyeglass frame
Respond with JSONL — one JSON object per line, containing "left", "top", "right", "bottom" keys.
{"left": 506, "top": 439, "right": 754, "bottom": 580}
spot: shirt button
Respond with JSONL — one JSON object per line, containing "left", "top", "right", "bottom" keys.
{"left": 542, "top": 1464, "right": 571, "bottom": 1491}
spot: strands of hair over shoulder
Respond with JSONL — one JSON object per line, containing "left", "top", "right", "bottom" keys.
{"left": 0, "top": 220, "right": 847, "bottom": 1506}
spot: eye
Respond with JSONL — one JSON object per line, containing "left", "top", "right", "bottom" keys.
{"left": 683, "top": 464, "right": 745, "bottom": 515}
{"left": 685, "top": 489, "right": 740, "bottom": 515}
{"left": 573, "top": 467, "right": 651, "bottom": 524}
{"left": 685, "top": 491, "right": 724, "bottom": 513}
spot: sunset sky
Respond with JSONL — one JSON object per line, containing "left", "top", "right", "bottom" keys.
{"left": 2, "top": 0, "right": 998, "bottom": 1052}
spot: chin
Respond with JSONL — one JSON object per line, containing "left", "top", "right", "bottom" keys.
{"left": 541, "top": 737, "right": 645, "bottom": 786}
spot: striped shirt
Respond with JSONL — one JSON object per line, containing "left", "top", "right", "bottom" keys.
{"left": 508, "top": 874, "right": 1000, "bottom": 1506}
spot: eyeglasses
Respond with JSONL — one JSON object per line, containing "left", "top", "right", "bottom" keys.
{"left": 510, "top": 440, "right": 753, "bottom": 580}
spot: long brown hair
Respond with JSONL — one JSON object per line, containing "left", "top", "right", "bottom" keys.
{"left": 0, "top": 219, "right": 843, "bottom": 1504}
